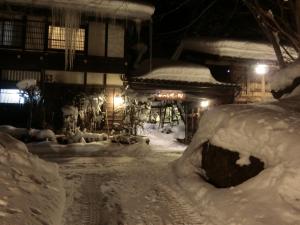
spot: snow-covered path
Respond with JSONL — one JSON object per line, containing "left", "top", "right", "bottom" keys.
{"left": 49, "top": 151, "right": 204, "bottom": 225}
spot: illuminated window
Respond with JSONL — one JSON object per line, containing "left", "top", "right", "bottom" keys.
{"left": 0, "top": 89, "right": 24, "bottom": 104}
{"left": 48, "top": 26, "right": 85, "bottom": 51}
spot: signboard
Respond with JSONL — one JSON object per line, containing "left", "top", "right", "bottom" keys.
{"left": 155, "top": 90, "right": 185, "bottom": 100}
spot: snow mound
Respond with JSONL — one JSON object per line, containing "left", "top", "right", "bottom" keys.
{"left": 174, "top": 94, "right": 300, "bottom": 224}
{"left": 16, "top": 79, "right": 37, "bottom": 90}
{"left": 0, "top": 125, "right": 57, "bottom": 142}
{"left": 271, "top": 61, "right": 300, "bottom": 91}
{"left": 0, "top": 132, "right": 65, "bottom": 225}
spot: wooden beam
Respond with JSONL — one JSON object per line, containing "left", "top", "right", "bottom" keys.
{"left": 0, "top": 49, "right": 126, "bottom": 73}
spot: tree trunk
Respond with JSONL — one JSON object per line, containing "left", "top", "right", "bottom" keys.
{"left": 296, "top": 0, "right": 300, "bottom": 33}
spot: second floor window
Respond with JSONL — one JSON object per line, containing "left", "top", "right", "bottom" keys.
{"left": 48, "top": 26, "right": 85, "bottom": 51}
{"left": 0, "top": 20, "right": 23, "bottom": 47}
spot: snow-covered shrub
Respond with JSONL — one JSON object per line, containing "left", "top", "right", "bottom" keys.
{"left": 121, "top": 89, "right": 152, "bottom": 135}
{"left": 62, "top": 105, "right": 78, "bottom": 133}
{"left": 16, "top": 79, "right": 41, "bottom": 129}
{"left": 0, "top": 125, "right": 56, "bottom": 143}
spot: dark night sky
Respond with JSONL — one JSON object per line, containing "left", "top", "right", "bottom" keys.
{"left": 138, "top": 0, "right": 269, "bottom": 58}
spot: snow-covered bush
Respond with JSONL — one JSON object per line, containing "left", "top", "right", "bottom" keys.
{"left": 62, "top": 93, "right": 105, "bottom": 133}
{"left": 121, "top": 89, "right": 152, "bottom": 135}
{"left": 16, "top": 79, "right": 41, "bottom": 129}
{"left": 0, "top": 125, "right": 56, "bottom": 143}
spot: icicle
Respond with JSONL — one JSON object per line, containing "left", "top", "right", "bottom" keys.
{"left": 64, "top": 9, "right": 81, "bottom": 70}
{"left": 134, "top": 19, "right": 142, "bottom": 42}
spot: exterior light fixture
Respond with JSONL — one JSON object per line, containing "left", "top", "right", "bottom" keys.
{"left": 200, "top": 100, "right": 210, "bottom": 108}
{"left": 113, "top": 95, "right": 124, "bottom": 107}
{"left": 255, "top": 64, "right": 269, "bottom": 75}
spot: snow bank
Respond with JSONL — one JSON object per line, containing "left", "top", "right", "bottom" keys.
{"left": 173, "top": 91, "right": 300, "bottom": 224}
{"left": 0, "top": 132, "right": 65, "bottom": 225}
{"left": 137, "top": 64, "right": 221, "bottom": 84}
{"left": 0, "top": 125, "right": 57, "bottom": 142}
{"left": 271, "top": 61, "right": 300, "bottom": 91}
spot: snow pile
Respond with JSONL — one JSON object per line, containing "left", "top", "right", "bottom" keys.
{"left": 137, "top": 64, "right": 221, "bottom": 84}
{"left": 16, "top": 79, "right": 37, "bottom": 90}
{"left": 0, "top": 125, "right": 56, "bottom": 142}
{"left": 66, "top": 129, "right": 108, "bottom": 144}
{"left": 174, "top": 90, "right": 300, "bottom": 224}
{"left": 0, "top": 125, "right": 28, "bottom": 140}
{"left": 5, "top": 0, "right": 155, "bottom": 20}
{"left": 271, "top": 61, "right": 300, "bottom": 91}
{"left": 0, "top": 132, "right": 65, "bottom": 225}
{"left": 182, "top": 37, "right": 298, "bottom": 61}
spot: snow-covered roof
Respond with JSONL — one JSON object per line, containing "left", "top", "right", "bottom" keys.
{"left": 136, "top": 64, "right": 221, "bottom": 84}
{"left": 4, "top": 0, "right": 155, "bottom": 20}
{"left": 181, "top": 37, "right": 298, "bottom": 61}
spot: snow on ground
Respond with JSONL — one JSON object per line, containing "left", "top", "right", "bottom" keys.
{"left": 174, "top": 86, "right": 300, "bottom": 225}
{"left": 0, "top": 132, "right": 65, "bottom": 225}
{"left": 138, "top": 123, "right": 187, "bottom": 152}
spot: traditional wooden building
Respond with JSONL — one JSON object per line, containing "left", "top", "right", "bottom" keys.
{"left": 175, "top": 37, "right": 281, "bottom": 103}
{"left": 128, "top": 60, "right": 238, "bottom": 141}
{"left": 0, "top": 0, "right": 154, "bottom": 130}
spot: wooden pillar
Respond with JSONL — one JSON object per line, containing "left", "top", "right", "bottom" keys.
{"left": 261, "top": 74, "right": 265, "bottom": 98}
{"left": 185, "top": 103, "right": 188, "bottom": 143}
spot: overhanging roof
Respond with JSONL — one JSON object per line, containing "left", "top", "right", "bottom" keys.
{"left": 2, "top": 0, "right": 155, "bottom": 20}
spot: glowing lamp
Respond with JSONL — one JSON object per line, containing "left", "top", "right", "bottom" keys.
{"left": 200, "top": 100, "right": 209, "bottom": 108}
{"left": 255, "top": 64, "right": 269, "bottom": 75}
{"left": 114, "top": 95, "right": 124, "bottom": 106}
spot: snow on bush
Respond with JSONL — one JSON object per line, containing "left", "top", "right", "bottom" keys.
{"left": 66, "top": 128, "right": 108, "bottom": 144}
{"left": 16, "top": 79, "right": 37, "bottom": 90}
{"left": 271, "top": 61, "right": 300, "bottom": 91}
{"left": 0, "top": 132, "right": 65, "bottom": 225}
{"left": 0, "top": 125, "right": 56, "bottom": 142}
{"left": 173, "top": 90, "right": 300, "bottom": 224}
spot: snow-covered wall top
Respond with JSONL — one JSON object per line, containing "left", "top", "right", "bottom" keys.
{"left": 137, "top": 64, "right": 221, "bottom": 84}
{"left": 182, "top": 38, "right": 297, "bottom": 61}
{"left": 5, "top": 0, "right": 155, "bottom": 20}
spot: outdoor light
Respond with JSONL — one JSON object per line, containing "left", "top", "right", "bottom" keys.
{"left": 114, "top": 95, "right": 124, "bottom": 107}
{"left": 200, "top": 100, "right": 210, "bottom": 108}
{"left": 255, "top": 64, "right": 269, "bottom": 75}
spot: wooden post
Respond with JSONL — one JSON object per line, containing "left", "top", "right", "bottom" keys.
{"left": 185, "top": 103, "right": 188, "bottom": 143}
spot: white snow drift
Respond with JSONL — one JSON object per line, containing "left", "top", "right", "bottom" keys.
{"left": 174, "top": 84, "right": 300, "bottom": 224}
{"left": 0, "top": 132, "right": 65, "bottom": 225}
